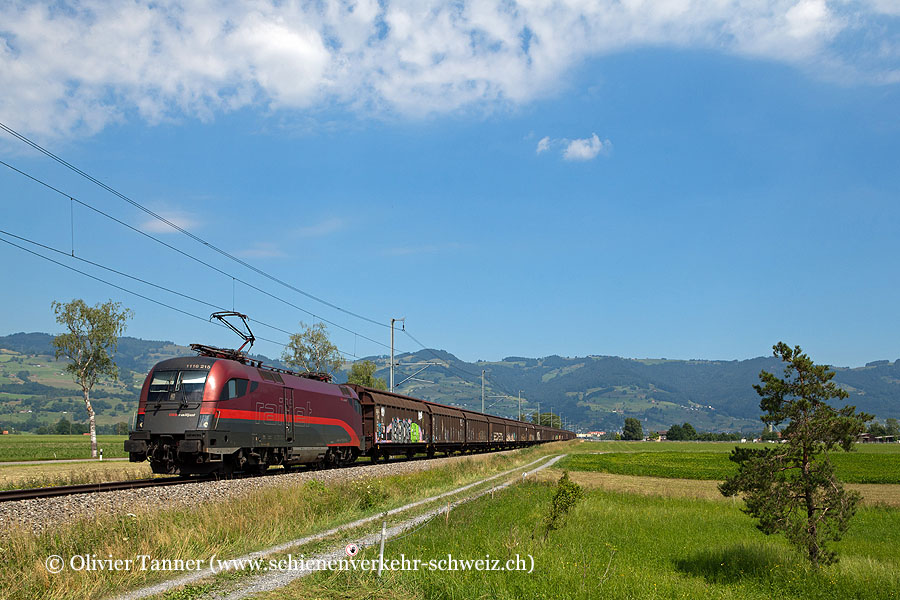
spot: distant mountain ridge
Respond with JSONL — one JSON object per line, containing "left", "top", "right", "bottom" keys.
{"left": 362, "top": 351, "right": 900, "bottom": 433}
{"left": 1, "top": 332, "right": 897, "bottom": 433}
{"left": 0, "top": 332, "right": 284, "bottom": 374}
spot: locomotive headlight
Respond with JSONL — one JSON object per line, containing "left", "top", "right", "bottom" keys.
{"left": 197, "top": 414, "right": 213, "bottom": 429}
{"left": 136, "top": 414, "right": 144, "bottom": 430}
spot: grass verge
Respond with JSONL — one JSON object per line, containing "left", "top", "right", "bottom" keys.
{"left": 270, "top": 475, "right": 900, "bottom": 600}
{"left": 0, "top": 442, "right": 572, "bottom": 600}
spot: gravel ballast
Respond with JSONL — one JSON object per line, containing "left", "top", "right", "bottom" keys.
{"left": 0, "top": 451, "right": 524, "bottom": 536}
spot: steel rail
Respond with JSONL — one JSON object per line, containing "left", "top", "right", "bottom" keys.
{"left": 0, "top": 442, "right": 553, "bottom": 503}
{"left": 0, "top": 475, "right": 216, "bottom": 503}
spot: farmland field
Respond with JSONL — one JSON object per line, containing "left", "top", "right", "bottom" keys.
{"left": 1, "top": 441, "right": 897, "bottom": 600}
{"left": 275, "top": 475, "right": 900, "bottom": 600}
{"left": 559, "top": 446, "right": 900, "bottom": 484}
{"left": 0, "top": 434, "right": 128, "bottom": 461}
{"left": 576, "top": 441, "right": 900, "bottom": 453}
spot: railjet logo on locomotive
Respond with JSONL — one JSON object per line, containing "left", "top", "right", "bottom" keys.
{"left": 124, "top": 312, "right": 574, "bottom": 476}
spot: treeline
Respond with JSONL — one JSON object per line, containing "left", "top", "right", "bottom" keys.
{"left": 867, "top": 418, "right": 900, "bottom": 437}
{"left": 1, "top": 397, "right": 133, "bottom": 418}
{"left": 665, "top": 422, "right": 742, "bottom": 441}
{"left": 1, "top": 417, "right": 130, "bottom": 435}
{"left": 0, "top": 382, "right": 136, "bottom": 403}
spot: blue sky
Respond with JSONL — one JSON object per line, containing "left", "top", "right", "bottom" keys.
{"left": 1, "top": 1, "right": 898, "bottom": 368}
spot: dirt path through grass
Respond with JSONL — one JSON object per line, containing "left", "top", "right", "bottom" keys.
{"left": 536, "top": 469, "right": 900, "bottom": 507}
{"left": 112, "top": 453, "right": 566, "bottom": 600}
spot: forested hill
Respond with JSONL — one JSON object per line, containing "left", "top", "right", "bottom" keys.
{"left": 1, "top": 332, "right": 898, "bottom": 434}
{"left": 364, "top": 352, "right": 900, "bottom": 434}
{"left": 0, "top": 333, "right": 281, "bottom": 374}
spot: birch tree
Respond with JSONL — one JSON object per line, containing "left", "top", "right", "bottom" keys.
{"left": 52, "top": 299, "right": 132, "bottom": 458}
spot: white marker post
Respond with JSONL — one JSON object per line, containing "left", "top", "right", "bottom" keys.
{"left": 377, "top": 518, "right": 386, "bottom": 577}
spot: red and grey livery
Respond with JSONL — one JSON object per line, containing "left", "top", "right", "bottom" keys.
{"left": 126, "top": 347, "right": 574, "bottom": 476}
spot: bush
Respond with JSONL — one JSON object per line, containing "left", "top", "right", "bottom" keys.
{"left": 353, "top": 479, "right": 387, "bottom": 510}
{"left": 541, "top": 471, "right": 583, "bottom": 539}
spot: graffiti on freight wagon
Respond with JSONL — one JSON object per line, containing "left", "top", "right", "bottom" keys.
{"left": 376, "top": 417, "right": 424, "bottom": 443}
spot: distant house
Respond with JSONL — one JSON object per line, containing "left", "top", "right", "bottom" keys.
{"left": 857, "top": 433, "right": 897, "bottom": 444}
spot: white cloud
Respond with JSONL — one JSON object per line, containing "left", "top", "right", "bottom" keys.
{"left": 563, "top": 134, "right": 609, "bottom": 161}
{"left": 0, "top": 1, "right": 896, "bottom": 138}
{"left": 296, "top": 217, "right": 347, "bottom": 238}
{"left": 140, "top": 211, "right": 199, "bottom": 234}
{"left": 536, "top": 133, "right": 611, "bottom": 161}
{"left": 861, "top": 0, "right": 900, "bottom": 17}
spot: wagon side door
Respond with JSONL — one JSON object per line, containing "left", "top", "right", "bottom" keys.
{"left": 283, "top": 387, "right": 294, "bottom": 444}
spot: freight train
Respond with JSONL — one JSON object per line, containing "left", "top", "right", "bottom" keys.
{"left": 124, "top": 315, "right": 574, "bottom": 476}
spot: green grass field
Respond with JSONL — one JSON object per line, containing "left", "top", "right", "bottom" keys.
{"left": 0, "top": 444, "right": 569, "bottom": 600}
{"left": 1, "top": 441, "right": 897, "bottom": 600}
{"left": 0, "top": 434, "right": 128, "bottom": 461}
{"left": 559, "top": 447, "right": 900, "bottom": 484}
{"left": 275, "top": 476, "right": 900, "bottom": 600}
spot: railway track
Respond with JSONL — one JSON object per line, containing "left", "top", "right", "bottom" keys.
{"left": 0, "top": 475, "right": 229, "bottom": 503}
{"left": 0, "top": 443, "right": 531, "bottom": 504}
{"left": 0, "top": 453, "right": 440, "bottom": 503}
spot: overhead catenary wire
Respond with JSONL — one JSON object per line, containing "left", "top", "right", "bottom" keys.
{"left": 401, "top": 328, "right": 524, "bottom": 410}
{"left": 0, "top": 228, "right": 294, "bottom": 339}
{"left": 0, "top": 121, "right": 389, "bottom": 330}
{"left": 0, "top": 232, "right": 365, "bottom": 360}
{"left": 402, "top": 328, "right": 514, "bottom": 393}
{"left": 0, "top": 158, "right": 398, "bottom": 354}
{"left": 2, "top": 185, "right": 525, "bottom": 400}
{"left": 0, "top": 234, "right": 229, "bottom": 331}
{"left": 0, "top": 134, "right": 542, "bottom": 382}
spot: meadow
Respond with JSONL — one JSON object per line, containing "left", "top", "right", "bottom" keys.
{"left": 559, "top": 448, "right": 900, "bottom": 484}
{"left": 0, "top": 434, "right": 128, "bottom": 462}
{"left": 0, "top": 443, "right": 569, "bottom": 600}
{"left": 3, "top": 440, "right": 898, "bottom": 599}
{"left": 271, "top": 475, "right": 900, "bottom": 600}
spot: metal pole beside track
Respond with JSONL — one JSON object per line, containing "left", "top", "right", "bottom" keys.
{"left": 378, "top": 516, "right": 387, "bottom": 577}
{"left": 390, "top": 317, "right": 404, "bottom": 393}
{"left": 390, "top": 320, "right": 395, "bottom": 392}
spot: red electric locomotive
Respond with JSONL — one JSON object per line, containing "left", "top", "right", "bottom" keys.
{"left": 124, "top": 352, "right": 363, "bottom": 475}
{"left": 125, "top": 312, "right": 576, "bottom": 475}
{"left": 124, "top": 313, "right": 363, "bottom": 475}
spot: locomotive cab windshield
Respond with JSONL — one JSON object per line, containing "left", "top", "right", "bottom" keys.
{"left": 148, "top": 369, "right": 208, "bottom": 408}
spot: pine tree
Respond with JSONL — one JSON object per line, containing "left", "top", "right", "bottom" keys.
{"left": 720, "top": 342, "right": 871, "bottom": 566}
